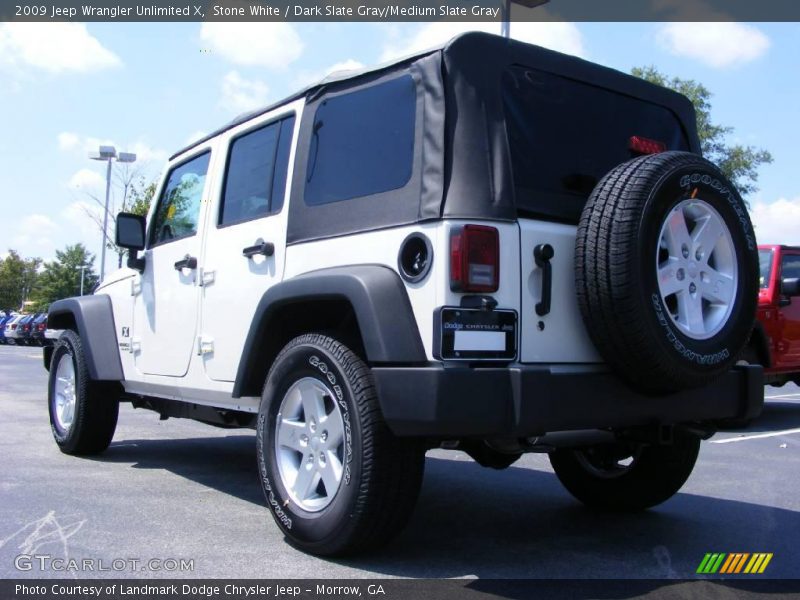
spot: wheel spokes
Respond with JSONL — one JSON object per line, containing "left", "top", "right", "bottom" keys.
{"left": 677, "top": 291, "right": 705, "bottom": 335}
{"left": 292, "top": 459, "right": 319, "bottom": 501}
{"left": 274, "top": 377, "right": 346, "bottom": 512}
{"left": 53, "top": 355, "right": 76, "bottom": 430}
{"left": 299, "top": 381, "right": 326, "bottom": 425}
{"left": 323, "top": 410, "right": 344, "bottom": 448}
{"left": 656, "top": 199, "right": 738, "bottom": 340}
{"left": 277, "top": 419, "right": 306, "bottom": 453}
{"left": 663, "top": 207, "right": 692, "bottom": 259}
{"left": 320, "top": 451, "right": 343, "bottom": 495}
{"left": 658, "top": 259, "right": 685, "bottom": 297}
{"left": 691, "top": 214, "right": 724, "bottom": 260}
{"left": 700, "top": 267, "right": 735, "bottom": 305}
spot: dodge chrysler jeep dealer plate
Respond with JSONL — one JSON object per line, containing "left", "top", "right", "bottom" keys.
{"left": 435, "top": 307, "right": 517, "bottom": 360}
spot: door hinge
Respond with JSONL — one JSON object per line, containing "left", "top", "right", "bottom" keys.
{"left": 199, "top": 268, "right": 215, "bottom": 287}
{"left": 196, "top": 335, "right": 214, "bottom": 356}
{"left": 131, "top": 278, "right": 142, "bottom": 296}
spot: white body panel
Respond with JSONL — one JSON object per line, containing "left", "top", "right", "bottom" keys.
{"left": 284, "top": 223, "right": 443, "bottom": 360}
{"left": 518, "top": 219, "right": 601, "bottom": 363}
{"left": 131, "top": 142, "right": 219, "bottom": 378}
{"left": 95, "top": 269, "right": 136, "bottom": 375}
{"left": 200, "top": 101, "right": 302, "bottom": 382}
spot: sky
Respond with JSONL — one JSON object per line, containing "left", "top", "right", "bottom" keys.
{"left": 1, "top": 20, "right": 799, "bottom": 276}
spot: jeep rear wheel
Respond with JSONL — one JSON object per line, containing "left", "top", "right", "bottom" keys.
{"left": 549, "top": 433, "right": 700, "bottom": 511}
{"left": 256, "top": 334, "right": 425, "bottom": 556}
{"left": 576, "top": 151, "right": 758, "bottom": 393}
{"left": 48, "top": 330, "right": 119, "bottom": 455}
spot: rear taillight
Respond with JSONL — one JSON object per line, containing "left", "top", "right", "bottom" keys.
{"left": 629, "top": 135, "right": 666, "bottom": 155}
{"left": 38, "top": 324, "right": 45, "bottom": 331}
{"left": 450, "top": 225, "right": 500, "bottom": 293}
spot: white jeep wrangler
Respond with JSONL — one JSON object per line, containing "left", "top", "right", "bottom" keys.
{"left": 45, "top": 32, "right": 762, "bottom": 556}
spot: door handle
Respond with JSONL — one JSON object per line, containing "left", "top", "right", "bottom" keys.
{"left": 242, "top": 241, "right": 275, "bottom": 258}
{"left": 534, "top": 244, "right": 554, "bottom": 317}
{"left": 174, "top": 255, "right": 198, "bottom": 271}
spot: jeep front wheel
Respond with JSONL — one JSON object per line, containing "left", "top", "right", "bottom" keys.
{"left": 256, "top": 334, "right": 425, "bottom": 556}
{"left": 549, "top": 433, "right": 700, "bottom": 511}
{"left": 48, "top": 330, "right": 119, "bottom": 455}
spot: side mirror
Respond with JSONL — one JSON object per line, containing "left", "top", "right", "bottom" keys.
{"left": 781, "top": 277, "right": 800, "bottom": 297}
{"left": 116, "top": 212, "right": 146, "bottom": 272}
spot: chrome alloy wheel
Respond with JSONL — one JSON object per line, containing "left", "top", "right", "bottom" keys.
{"left": 656, "top": 198, "right": 738, "bottom": 340}
{"left": 274, "top": 377, "right": 346, "bottom": 512}
{"left": 54, "top": 354, "right": 77, "bottom": 431}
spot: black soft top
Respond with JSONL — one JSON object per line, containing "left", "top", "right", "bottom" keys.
{"left": 172, "top": 32, "right": 700, "bottom": 240}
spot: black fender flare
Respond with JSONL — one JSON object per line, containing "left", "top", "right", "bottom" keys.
{"left": 47, "top": 296, "right": 124, "bottom": 381}
{"left": 232, "top": 265, "right": 426, "bottom": 398}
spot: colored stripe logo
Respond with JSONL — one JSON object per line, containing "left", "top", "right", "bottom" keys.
{"left": 697, "top": 553, "right": 773, "bottom": 574}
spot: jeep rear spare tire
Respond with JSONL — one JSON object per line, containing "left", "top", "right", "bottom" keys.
{"left": 576, "top": 151, "right": 758, "bottom": 393}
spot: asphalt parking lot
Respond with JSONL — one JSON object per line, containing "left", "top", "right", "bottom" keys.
{"left": 1, "top": 344, "right": 799, "bottom": 580}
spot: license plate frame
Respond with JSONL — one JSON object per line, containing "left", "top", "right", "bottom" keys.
{"left": 434, "top": 307, "right": 517, "bottom": 361}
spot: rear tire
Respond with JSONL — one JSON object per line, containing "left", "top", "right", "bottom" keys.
{"left": 256, "top": 333, "right": 425, "bottom": 556}
{"left": 549, "top": 433, "right": 700, "bottom": 511}
{"left": 48, "top": 330, "right": 118, "bottom": 455}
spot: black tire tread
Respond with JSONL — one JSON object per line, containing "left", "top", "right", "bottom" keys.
{"left": 49, "top": 330, "right": 118, "bottom": 455}
{"left": 549, "top": 433, "right": 701, "bottom": 511}
{"left": 261, "top": 333, "right": 425, "bottom": 556}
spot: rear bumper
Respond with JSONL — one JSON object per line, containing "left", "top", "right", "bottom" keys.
{"left": 373, "top": 363, "right": 764, "bottom": 437}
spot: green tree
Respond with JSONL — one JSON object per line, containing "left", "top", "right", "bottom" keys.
{"left": 127, "top": 175, "right": 157, "bottom": 218}
{"left": 0, "top": 250, "right": 41, "bottom": 312}
{"left": 632, "top": 66, "right": 773, "bottom": 197}
{"left": 115, "top": 175, "right": 157, "bottom": 267}
{"left": 32, "top": 244, "right": 98, "bottom": 308}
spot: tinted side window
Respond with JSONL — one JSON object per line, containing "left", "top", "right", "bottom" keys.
{"left": 305, "top": 76, "right": 416, "bottom": 206}
{"left": 220, "top": 115, "right": 295, "bottom": 226}
{"left": 150, "top": 152, "right": 211, "bottom": 246}
{"left": 782, "top": 254, "right": 800, "bottom": 280}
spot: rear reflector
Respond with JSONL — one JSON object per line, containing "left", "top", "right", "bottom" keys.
{"left": 629, "top": 136, "right": 666, "bottom": 155}
{"left": 450, "top": 225, "right": 500, "bottom": 293}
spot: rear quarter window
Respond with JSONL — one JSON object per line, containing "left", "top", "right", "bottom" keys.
{"left": 304, "top": 75, "right": 416, "bottom": 206}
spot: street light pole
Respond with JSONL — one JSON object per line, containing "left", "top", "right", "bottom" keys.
{"left": 89, "top": 146, "right": 136, "bottom": 282}
{"left": 100, "top": 157, "right": 113, "bottom": 283}
{"left": 79, "top": 265, "right": 87, "bottom": 296}
{"left": 500, "top": 0, "right": 549, "bottom": 39}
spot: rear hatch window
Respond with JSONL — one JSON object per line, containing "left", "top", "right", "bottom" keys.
{"left": 502, "top": 66, "right": 691, "bottom": 224}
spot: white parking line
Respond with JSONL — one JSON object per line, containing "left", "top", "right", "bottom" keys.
{"left": 711, "top": 428, "right": 800, "bottom": 444}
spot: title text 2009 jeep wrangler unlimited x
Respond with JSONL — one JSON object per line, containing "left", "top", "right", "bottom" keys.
{"left": 45, "top": 33, "right": 762, "bottom": 556}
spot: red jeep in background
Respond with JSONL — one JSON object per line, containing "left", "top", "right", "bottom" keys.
{"left": 748, "top": 244, "right": 800, "bottom": 386}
